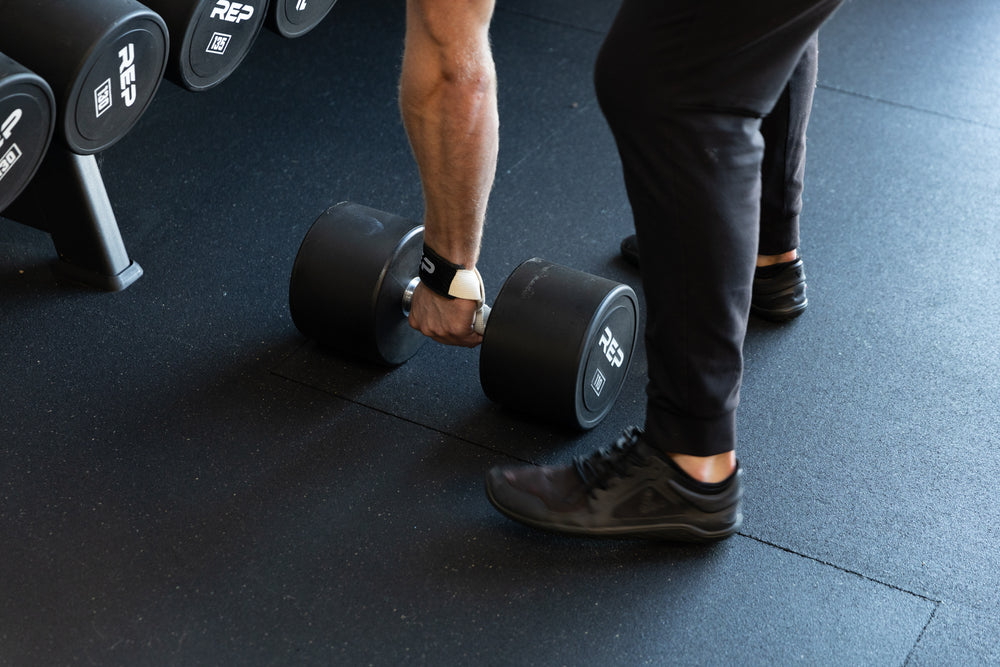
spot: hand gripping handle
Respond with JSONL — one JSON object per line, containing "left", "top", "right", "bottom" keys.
{"left": 402, "top": 274, "right": 490, "bottom": 335}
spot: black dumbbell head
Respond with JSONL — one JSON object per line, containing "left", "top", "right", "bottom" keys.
{"left": 270, "top": 0, "right": 338, "bottom": 38}
{"left": 289, "top": 202, "right": 428, "bottom": 366}
{"left": 0, "top": 54, "right": 55, "bottom": 212}
{"left": 146, "top": 0, "right": 269, "bottom": 92}
{"left": 480, "top": 259, "right": 638, "bottom": 430}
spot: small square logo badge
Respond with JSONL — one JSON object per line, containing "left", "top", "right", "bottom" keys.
{"left": 0, "top": 144, "right": 23, "bottom": 182}
{"left": 590, "top": 368, "right": 606, "bottom": 397}
{"left": 207, "top": 32, "right": 232, "bottom": 56}
{"left": 94, "top": 79, "right": 113, "bottom": 118}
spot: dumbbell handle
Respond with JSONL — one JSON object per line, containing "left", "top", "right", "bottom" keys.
{"left": 402, "top": 277, "right": 491, "bottom": 335}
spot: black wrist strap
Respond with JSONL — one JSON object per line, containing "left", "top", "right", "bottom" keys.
{"left": 419, "top": 244, "right": 464, "bottom": 299}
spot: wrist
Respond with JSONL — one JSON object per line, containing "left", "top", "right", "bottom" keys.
{"left": 419, "top": 243, "right": 484, "bottom": 304}
{"left": 419, "top": 244, "right": 463, "bottom": 299}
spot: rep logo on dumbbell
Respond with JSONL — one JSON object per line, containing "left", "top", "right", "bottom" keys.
{"left": 598, "top": 327, "right": 626, "bottom": 368}
{"left": 93, "top": 44, "right": 139, "bottom": 117}
{"left": 289, "top": 202, "right": 639, "bottom": 430}
{"left": 211, "top": 0, "right": 256, "bottom": 23}
{"left": 118, "top": 44, "right": 138, "bottom": 107}
{"left": 2, "top": 108, "right": 22, "bottom": 146}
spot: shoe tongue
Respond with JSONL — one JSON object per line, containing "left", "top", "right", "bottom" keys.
{"left": 575, "top": 434, "right": 644, "bottom": 487}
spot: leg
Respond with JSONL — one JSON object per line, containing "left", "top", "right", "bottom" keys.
{"left": 759, "top": 34, "right": 819, "bottom": 259}
{"left": 751, "top": 33, "right": 819, "bottom": 321}
{"left": 596, "top": 0, "right": 837, "bottom": 463}
{"left": 619, "top": 33, "right": 819, "bottom": 321}
{"left": 485, "top": 0, "right": 843, "bottom": 541}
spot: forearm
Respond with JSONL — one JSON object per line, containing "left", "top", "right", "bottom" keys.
{"left": 400, "top": 0, "right": 499, "bottom": 268}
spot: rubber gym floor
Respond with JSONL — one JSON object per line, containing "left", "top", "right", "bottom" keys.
{"left": 3, "top": 0, "right": 999, "bottom": 664}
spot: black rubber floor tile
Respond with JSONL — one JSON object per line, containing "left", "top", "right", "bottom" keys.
{"left": 906, "top": 604, "right": 1000, "bottom": 665}
{"left": 818, "top": 0, "right": 1000, "bottom": 127}
{"left": 272, "top": 335, "right": 649, "bottom": 467}
{"left": 476, "top": 102, "right": 633, "bottom": 285}
{"left": 0, "top": 373, "right": 354, "bottom": 665}
{"left": 0, "top": 399, "right": 935, "bottom": 666}
{"left": 735, "top": 87, "right": 1000, "bottom": 610}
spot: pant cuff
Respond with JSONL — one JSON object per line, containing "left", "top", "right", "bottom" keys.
{"left": 644, "top": 404, "right": 736, "bottom": 457}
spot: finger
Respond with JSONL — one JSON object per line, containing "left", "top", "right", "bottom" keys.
{"left": 410, "top": 313, "right": 483, "bottom": 347}
{"left": 407, "top": 286, "right": 483, "bottom": 347}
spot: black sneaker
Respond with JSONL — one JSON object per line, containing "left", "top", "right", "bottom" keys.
{"left": 485, "top": 427, "right": 742, "bottom": 541}
{"left": 619, "top": 234, "right": 641, "bottom": 267}
{"left": 619, "top": 234, "right": 807, "bottom": 322}
{"left": 750, "top": 257, "right": 808, "bottom": 322}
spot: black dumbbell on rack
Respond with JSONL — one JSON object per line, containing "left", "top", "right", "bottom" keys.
{"left": 0, "top": 54, "right": 55, "bottom": 214}
{"left": 269, "top": 0, "right": 339, "bottom": 38}
{"left": 289, "top": 202, "right": 639, "bottom": 430}
{"left": 143, "top": 0, "right": 269, "bottom": 92}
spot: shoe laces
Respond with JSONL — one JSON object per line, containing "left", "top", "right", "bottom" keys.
{"left": 573, "top": 427, "right": 646, "bottom": 497}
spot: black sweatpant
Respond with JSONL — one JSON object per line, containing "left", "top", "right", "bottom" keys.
{"left": 760, "top": 34, "right": 818, "bottom": 256}
{"left": 595, "top": 0, "right": 842, "bottom": 456}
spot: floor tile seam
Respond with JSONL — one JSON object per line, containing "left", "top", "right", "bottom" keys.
{"left": 494, "top": 7, "right": 608, "bottom": 36}
{"left": 903, "top": 604, "right": 941, "bottom": 667}
{"left": 266, "top": 366, "right": 538, "bottom": 463}
{"left": 741, "top": 532, "right": 941, "bottom": 606}
{"left": 267, "top": 367, "right": 375, "bottom": 414}
{"left": 816, "top": 83, "right": 1000, "bottom": 131}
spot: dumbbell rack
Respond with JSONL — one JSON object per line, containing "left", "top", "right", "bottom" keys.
{"left": 3, "top": 147, "right": 142, "bottom": 291}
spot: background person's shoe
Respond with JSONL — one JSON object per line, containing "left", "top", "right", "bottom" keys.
{"left": 620, "top": 234, "right": 640, "bottom": 267}
{"left": 485, "top": 427, "right": 743, "bottom": 541}
{"left": 619, "top": 234, "right": 808, "bottom": 322}
{"left": 750, "top": 258, "right": 808, "bottom": 322}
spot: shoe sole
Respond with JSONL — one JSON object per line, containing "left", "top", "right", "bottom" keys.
{"left": 750, "top": 298, "right": 808, "bottom": 323}
{"left": 485, "top": 482, "right": 742, "bottom": 543}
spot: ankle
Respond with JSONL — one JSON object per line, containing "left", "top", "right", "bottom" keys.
{"left": 756, "top": 249, "right": 798, "bottom": 268}
{"left": 667, "top": 451, "right": 737, "bottom": 484}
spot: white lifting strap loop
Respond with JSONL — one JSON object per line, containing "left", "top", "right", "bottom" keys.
{"left": 447, "top": 268, "right": 489, "bottom": 335}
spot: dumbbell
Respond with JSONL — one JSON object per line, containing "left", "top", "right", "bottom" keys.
{"left": 269, "top": 0, "right": 339, "bottom": 38}
{"left": 289, "top": 202, "right": 638, "bottom": 430}
{"left": 0, "top": 54, "right": 55, "bottom": 212}
{"left": 0, "top": 0, "right": 169, "bottom": 155}
{"left": 142, "top": 0, "right": 269, "bottom": 91}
